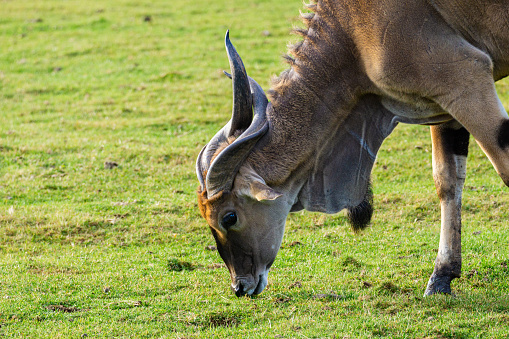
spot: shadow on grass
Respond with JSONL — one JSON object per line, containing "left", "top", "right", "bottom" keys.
{"left": 167, "top": 259, "right": 195, "bottom": 272}
{"left": 190, "top": 311, "right": 243, "bottom": 328}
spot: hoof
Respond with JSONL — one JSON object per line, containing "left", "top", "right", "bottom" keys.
{"left": 423, "top": 273, "right": 453, "bottom": 296}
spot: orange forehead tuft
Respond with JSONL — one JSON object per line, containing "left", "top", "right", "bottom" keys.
{"left": 197, "top": 189, "right": 209, "bottom": 220}
{"left": 197, "top": 188, "right": 225, "bottom": 226}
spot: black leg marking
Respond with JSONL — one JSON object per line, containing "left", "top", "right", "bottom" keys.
{"left": 443, "top": 127, "right": 470, "bottom": 156}
{"left": 497, "top": 119, "right": 509, "bottom": 149}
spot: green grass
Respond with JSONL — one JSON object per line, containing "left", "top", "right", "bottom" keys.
{"left": 1, "top": 0, "right": 509, "bottom": 337}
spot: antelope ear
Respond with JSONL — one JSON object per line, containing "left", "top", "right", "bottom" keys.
{"left": 249, "top": 181, "right": 283, "bottom": 201}
{"left": 235, "top": 166, "right": 283, "bottom": 202}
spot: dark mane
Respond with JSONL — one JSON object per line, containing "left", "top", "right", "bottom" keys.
{"left": 268, "top": 1, "right": 351, "bottom": 103}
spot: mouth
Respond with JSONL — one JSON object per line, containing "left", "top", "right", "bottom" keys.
{"left": 232, "top": 270, "right": 269, "bottom": 297}
{"left": 251, "top": 274, "right": 268, "bottom": 295}
{"left": 246, "top": 270, "right": 269, "bottom": 296}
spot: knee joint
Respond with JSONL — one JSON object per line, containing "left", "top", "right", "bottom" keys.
{"left": 434, "top": 177, "right": 456, "bottom": 201}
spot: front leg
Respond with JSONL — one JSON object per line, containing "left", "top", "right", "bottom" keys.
{"left": 424, "top": 122, "right": 469, "bottom": 296}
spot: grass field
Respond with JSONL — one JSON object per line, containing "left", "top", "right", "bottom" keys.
{"left": 1, "top": 0, "right": 509, "bottom": 337}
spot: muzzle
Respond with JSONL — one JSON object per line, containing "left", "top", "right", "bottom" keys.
{"left": 230, "top": 270, "right": 269, "bottom": 297}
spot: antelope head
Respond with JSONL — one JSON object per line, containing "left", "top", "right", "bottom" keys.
{"left": 196, "top": 32, "right": 291, "bottom": 297}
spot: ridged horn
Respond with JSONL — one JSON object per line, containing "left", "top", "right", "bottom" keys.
{"left": 225, "top": 30, "right": 253, "bottom": 137}
{"left": 195, "top": 32, "right": 269, "bottom": 198}
{"left": 205, "top": 77, "right": 268, "bottom": 198}
{"left": 196, "top": 120, "right": 231, "bottom": 191}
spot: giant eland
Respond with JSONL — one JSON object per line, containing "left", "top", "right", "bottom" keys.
{"left": 196, "top": 0, "right": 509, "bottom": 297}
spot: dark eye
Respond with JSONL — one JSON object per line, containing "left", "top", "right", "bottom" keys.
{"left": 221, "top": 212, "right": 237, "bottom": 229}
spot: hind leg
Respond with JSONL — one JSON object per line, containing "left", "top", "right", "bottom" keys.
{"left": 424, "top": 122, "right": 469, "bottom": 296}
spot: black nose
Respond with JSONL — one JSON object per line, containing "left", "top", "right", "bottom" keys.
{"left": 231, "top": 281, "right": 246, "bottom": 297}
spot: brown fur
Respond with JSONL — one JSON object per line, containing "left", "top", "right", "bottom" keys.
{"left": 248, "top": 0, "right": 509, "bottom": 190}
